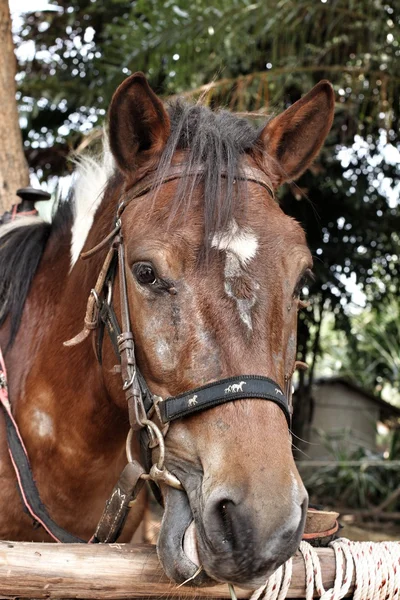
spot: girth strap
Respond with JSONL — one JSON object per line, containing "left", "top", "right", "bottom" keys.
{"left": 158, "top": 375, "right": 290, "bottom": 426}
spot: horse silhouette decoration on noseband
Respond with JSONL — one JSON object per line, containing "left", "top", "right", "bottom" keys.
{"left": 225, "top": 381, "right": 246, "bottom": 394}
{"left": 0, "top": 73, "right": 335, "bottom": 588}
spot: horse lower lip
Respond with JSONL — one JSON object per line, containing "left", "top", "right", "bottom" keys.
{"left": 157, "top": 486, "right": 213, "bottom": 586}
{"left": 183, "top": 521, "right": 200, "bottom": 567}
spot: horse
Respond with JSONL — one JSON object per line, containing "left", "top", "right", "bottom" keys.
{"left": 0, "top": 73, "right": 335, "bottom": 588}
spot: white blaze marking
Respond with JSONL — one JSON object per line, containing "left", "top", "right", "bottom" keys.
{"left": 211, "top": 219, "right": 258, "bottom": 266}
{"left": 211, "top": 220, "right": 259, "bottom": 330}
{"left": 32, "top": 408, "right": 54, "bottom": 439}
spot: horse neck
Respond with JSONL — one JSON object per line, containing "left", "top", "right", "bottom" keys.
{"left": 8, "top": 196, "right": 129, "bottom": 468}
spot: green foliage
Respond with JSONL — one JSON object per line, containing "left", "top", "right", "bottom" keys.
{"left": 343, "top": 295, "right": 400, "bottom": 402}
{"left": 302, "top": 430, "right": 400, "bottom": 509}
{"left": 316, "top": 295, "right": 400, "bottom": 407}
{"left": 16, "top": 0, "right": 399, "bottom": 169}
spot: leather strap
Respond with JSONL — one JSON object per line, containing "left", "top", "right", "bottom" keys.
{"left": 64, "top": 244, "right": 117, "bottom": 347}
{"left": 117, "top": 164, "right": 275, "bottom": 217}
{"left": 93, "top": 460, "right": 146, "bottom": 543}
{"left": 96, "top": 253, "right": 120, "bottom": 363}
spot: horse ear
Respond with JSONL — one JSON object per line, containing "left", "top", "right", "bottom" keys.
{"left": 108, "top": 72, "right": 170, "bottom": 174}
{"left": 259, "top": 81, "right": 335, "bottom": 184}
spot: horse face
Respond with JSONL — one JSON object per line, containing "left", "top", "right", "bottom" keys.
{"left": 107, "top": 73, "right": 335, "bottom": 587}
{"left": 120, "top": 179, "right": 309, "bottom": 586}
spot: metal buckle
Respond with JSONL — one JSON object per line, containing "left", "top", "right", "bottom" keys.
{"left": 123, "top": 366, "right": 136, "bottom": 391}
{"left": 152, "top": 394, "right": 164, "bottom": 424}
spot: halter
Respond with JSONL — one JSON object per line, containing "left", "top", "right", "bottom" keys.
{"left": 0, "top": 163, "right": 300, "bottom": 545}
{"left": 64, "top": 163, "right": 295, "bottom": 517}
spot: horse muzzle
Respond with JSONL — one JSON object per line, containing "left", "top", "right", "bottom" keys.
{"left": 157, "top": 476, "right": 308, "bottom": 588}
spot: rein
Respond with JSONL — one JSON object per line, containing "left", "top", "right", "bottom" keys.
{"left": 0, "top": 164, "right": 301, "bottom": 545}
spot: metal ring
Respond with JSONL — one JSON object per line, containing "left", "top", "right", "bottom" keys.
{"left": 142, "top": 419, "right": 165, "bottom": 470}
{"left": 126, "top": 419, "right": 165, "bottom": 470}
{"left": 125, "top": 425, "right": 183, "bottom": 490}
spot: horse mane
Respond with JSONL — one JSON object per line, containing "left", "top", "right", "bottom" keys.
{"left": 0, "top": 217, "right": 52, "bottom": 348}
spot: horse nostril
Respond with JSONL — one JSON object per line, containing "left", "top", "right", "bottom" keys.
{"left": 203, "top": 494, "right": 239, "bottom": 551}
{"left": 218, "top": 499, "right": 235, "bottom": 539}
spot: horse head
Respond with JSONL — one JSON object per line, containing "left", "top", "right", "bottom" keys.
{"left": 83, "top": 73, "right": 335, "bottom": 587}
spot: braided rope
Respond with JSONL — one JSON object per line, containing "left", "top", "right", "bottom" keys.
{"left": 248, "top": 539, "right": 400, "bottom": 600}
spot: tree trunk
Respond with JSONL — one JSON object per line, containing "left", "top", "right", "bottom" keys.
{"left": 0, "top": 0, "right": 29, "bottom": 213}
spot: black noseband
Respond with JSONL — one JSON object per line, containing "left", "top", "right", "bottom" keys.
{"left": 157, "top": 375, "right": 291, "bottom": 426}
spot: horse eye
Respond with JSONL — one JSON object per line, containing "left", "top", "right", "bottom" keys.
{"left": 134, "top": 263, "right": 157, "bottom": 285}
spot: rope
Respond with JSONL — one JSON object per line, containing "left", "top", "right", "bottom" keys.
{"left": 248, "top": 538, "right": 400, "bottom": 600}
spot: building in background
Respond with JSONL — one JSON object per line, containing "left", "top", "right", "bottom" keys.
{"left": 303, "top": 378, "right": 400, "bottom": 459}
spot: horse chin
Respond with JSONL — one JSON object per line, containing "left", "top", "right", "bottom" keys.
{"left": 157, "top": 487, "right": 215, "bottom": 587}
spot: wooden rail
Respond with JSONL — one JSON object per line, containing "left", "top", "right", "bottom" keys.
{"left": 0, "top": 541, "right": 344, "bottom": 599}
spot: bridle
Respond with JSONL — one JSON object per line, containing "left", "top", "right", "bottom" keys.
{"left": 0, "top": 163, "right": 300, "bottom": 545}
{"left": 64, "top": 163, "right": 297, "bottom": 526}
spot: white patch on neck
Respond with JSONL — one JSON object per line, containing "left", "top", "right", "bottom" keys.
{"left": 32, "top": 408, "right": 54, "bottom": 439}
{"left": 211, "top": 220, "right": 259, "bottom": 330}
{"left": 69, "top": 135, "right": 115, "bottom": 269}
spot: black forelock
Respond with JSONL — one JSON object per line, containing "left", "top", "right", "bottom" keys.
{"left": 154, "top": 100, "right": 263, "bottom": 249}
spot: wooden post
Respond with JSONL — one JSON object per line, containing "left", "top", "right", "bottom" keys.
{"left": 0, "top": 541, "right": 344, "bottom": 599}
